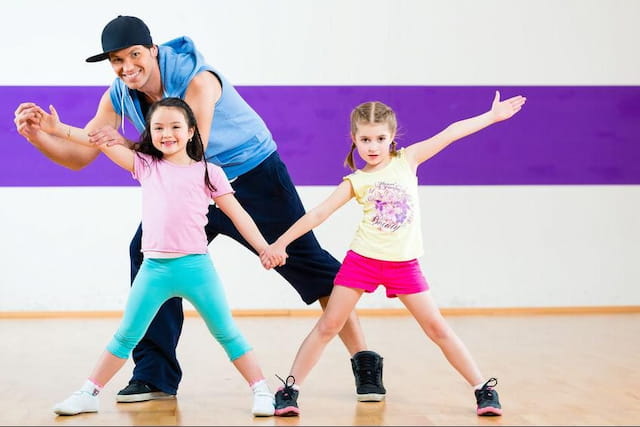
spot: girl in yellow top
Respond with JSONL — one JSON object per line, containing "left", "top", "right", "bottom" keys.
{"left": 261, "top": 91, "right": 526, "bottom": 417}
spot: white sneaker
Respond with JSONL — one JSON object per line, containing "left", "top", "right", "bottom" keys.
{"left": 53, "top": 391, "right": 99, "bottom": 415}
{"left": 252, "top": 390, "right": 275, "bottom": 417}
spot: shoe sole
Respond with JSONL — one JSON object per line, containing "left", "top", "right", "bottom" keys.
{"left": 54, "top": 408, "right": 98, "bottom": 416}
{"left": 356, "top": 393, "right": 386, "bottom": 402}
{"left": 274, "top": 406, "right": 300, "bottom": 417}
{"left": 116, "top": 392, "right": 176, "bottom": 403}
{"left": 252, "top": 410, "right": 275, "bottom": 417}
{"left": 477, "top": 407, "right": 503, "bottom": 416}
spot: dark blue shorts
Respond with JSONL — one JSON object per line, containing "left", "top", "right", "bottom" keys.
{"left": 204, "top": 151, "right": 340, "bottom": 304}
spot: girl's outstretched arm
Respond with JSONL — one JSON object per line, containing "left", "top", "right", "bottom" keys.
{"left": 32, "top": 103, "right": 136, "bottom": 172}
{"left": 14, "top": 102, "right": 102, "bottom": 170}
{"left": 213, "top": 193, "right": 283, "bottom": 268}
{"left": 98, "top": 141, "right": 135, "bottom": 172}
{"left": 32, "top": 104, "right": 97, "bottom": 149}
{"left": 32, "top": 98, "right": 132, "bottom": 149}
{"left": 405, "top": 90, "right": 526, "bottom": 170}
{"left": 260, "top": 180, "right": 354, "bottom": 267}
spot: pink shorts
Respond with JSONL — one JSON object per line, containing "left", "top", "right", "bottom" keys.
{"left": 334, "top": 250, "right": 429, "bottom": 298}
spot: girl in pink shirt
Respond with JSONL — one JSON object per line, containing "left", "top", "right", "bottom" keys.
{"left": 37, "top": 97, "right": 281, "bottom": 417}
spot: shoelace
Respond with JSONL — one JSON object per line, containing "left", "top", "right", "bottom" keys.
{"left": 275, "top": 374, "right": 296, "bottom": 400}
{"left": 477, "top": 377, "right": 498, "bottom": 402}
{"left": 355, "top": 356, "right": 379, "bottom": 385}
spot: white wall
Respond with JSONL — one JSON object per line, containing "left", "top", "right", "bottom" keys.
{"left": 2, "top": 0, "right": 639, "bottom": 311}
{"left": 3, "top": 0, "right": 639, "bottom": 86}
{"left": 1, "top": 185, "right": 638, "bottom": 311}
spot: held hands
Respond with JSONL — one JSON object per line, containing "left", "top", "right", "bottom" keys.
{"left": 14, "top": 102, "right": 47, "bottom": 142}
{"left": 259, "top": 242, "right": 288, "bottom": 270}
{"left": 17, "top": 104, "right": 70, "bottom": 139}
{"left": 490, "top": 90, "right": 527, "bottom": 122}
{"left": 32, "top": 104, "right": 62, "bottom": 135}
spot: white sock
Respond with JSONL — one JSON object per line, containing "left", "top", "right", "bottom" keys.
{"left": 80, "top": 379, "right": 103, "bottom": 396}
{"left": 251, "top": 379, "right": 270, "bottom": 393}
{"left": 473, "top": 381, "right": 486, "bottom": 390}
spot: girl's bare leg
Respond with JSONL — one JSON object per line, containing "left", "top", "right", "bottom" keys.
{"left": 231, "top": 350, "right": 266, "bottom": 385}
{"left": 89, "top": 350, "right": 128, "bottom": 386}
{"left": 318, "top": 293, "right": 366, "bottom": 356}
{"left": 291, "top": 286, "right": 364, "bottom": 385}
{"left": 398, "top": 291, "right": 484, "bottom": 386}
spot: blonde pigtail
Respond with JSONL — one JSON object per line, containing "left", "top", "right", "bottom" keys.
{"left": 344, "top": 142, "right": 357, "bottom": 171}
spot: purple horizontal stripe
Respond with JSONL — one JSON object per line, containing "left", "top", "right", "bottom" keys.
{"left": 2, "top": 86, "right": 639, "bottom": 186}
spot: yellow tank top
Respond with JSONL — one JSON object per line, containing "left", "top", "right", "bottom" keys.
{"left": 344, "top": 149, "right": 423, "bottom": 261}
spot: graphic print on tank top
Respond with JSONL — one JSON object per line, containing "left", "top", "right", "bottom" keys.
{"left": 367, "top": 181, "right": 414, "bottom": 232}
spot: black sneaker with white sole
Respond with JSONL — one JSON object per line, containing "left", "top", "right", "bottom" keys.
{"left": 116, "top": 380, "right": 175, "bottom": 403}
{"left": 351, "top": 350, "right": 386, "bottom": 402}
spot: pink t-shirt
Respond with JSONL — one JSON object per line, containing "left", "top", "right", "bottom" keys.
{"left": 132, "top": 153, "right": 234, "bottom": 255}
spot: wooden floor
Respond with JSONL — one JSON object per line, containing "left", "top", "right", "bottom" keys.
{"left": 0, "top": 313, "right": 638, "bottom": 426}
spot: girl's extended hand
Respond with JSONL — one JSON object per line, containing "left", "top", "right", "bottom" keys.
{"left": 30, "top": 104, "right": 62, "bottom": 135}
{"left": 259, "top": 243, "right": 288, "bottom": 269}
{"left": 491, "top": 90, "right": 527, "bottom": 122}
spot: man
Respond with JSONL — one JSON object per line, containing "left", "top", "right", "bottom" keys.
{"left": 14, "top": 15, "right": 385, "bottom": 403}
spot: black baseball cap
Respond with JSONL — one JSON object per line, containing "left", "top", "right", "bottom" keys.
{"left": 86, "top": 15, "right": 153, "bottom": 63}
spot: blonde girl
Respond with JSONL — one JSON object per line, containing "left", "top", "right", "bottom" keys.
{"left": 261, "top": 91, "right": 526, "bottom": 417}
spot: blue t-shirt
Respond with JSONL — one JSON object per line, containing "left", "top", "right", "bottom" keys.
{"left": 109, "top": 36, "right": 276, "bottom": 179}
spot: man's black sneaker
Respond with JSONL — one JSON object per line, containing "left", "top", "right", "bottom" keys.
{"left": 274, "top": 375, "right": 300, "bottom": 417}
{"left": 351, "top": 350, "right": 386, "bottom": 401}
{"left": 116, "top": 380, "right": 176, "bottom": 403}
{"left": 475, "top": 377, "right": 502, "bottom": 416}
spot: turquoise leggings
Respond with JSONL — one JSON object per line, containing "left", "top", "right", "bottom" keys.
{"left": 107, "top": 254, "right": 251, "bottom": 360}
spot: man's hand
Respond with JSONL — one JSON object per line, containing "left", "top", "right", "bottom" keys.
{"left": 14, "top": 102, "right": 44, "bottom": 143}
{"left": 88, "top": 126, "right": 129, "bottom": 147}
